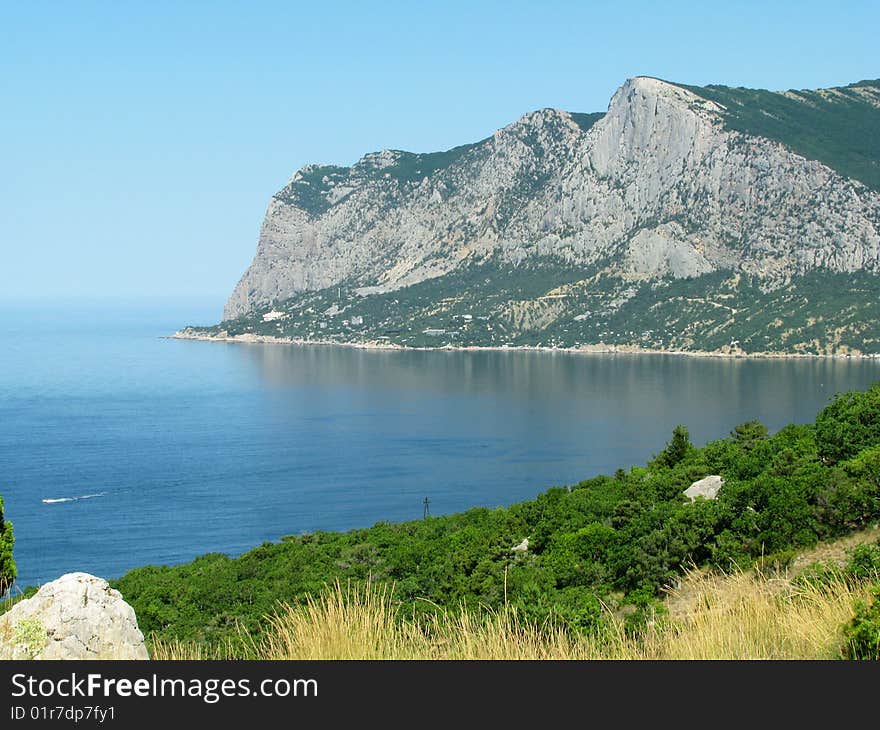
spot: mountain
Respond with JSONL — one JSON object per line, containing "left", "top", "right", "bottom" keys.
{"left": 189, "top": 76, "right": 880, "bottom": 355}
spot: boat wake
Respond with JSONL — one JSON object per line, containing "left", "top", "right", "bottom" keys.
{"left": 42, "top": 493, "right": 106, "bottom": 504}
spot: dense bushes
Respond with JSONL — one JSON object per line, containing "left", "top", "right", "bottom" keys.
{"left": 0, "top": 494, "right": 15, "bottom": 595}
{"left": 816, "top": 383, "right": 880, "bottom": 465}
{"left": 839, "top": 539, "right": 880, "bottom": 660}
{"left": 843, "top": 591, "right": 880, "bottom": 659}
{"left": 114, "top": 382, "right": 880, "bottom": 648}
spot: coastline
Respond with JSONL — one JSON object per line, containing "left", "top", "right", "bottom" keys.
{"left": 167, "top": 329, "right": 880, "bottom": 361}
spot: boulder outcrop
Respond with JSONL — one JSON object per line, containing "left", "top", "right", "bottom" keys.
{"left": 684, "top": 475, "right": 725, "bottom": 502}
{"left": 0, "top": 572, "right": 148, "bottom": 659}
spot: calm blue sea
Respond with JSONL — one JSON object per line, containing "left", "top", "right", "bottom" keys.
{"left": 2, "top": 299, "right": 879, "bottom": 589}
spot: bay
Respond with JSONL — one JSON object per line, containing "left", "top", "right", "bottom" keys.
{"left": 1, "top": 299, "right": 878, "bottom": 589}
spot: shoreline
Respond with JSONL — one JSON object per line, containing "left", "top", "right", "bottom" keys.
{"left": 167, "top": 330, "right": 880, "bottom": 361}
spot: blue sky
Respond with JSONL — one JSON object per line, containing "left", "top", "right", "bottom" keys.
{"left": 1, "top": 1, "right": 876, "bottom": 313}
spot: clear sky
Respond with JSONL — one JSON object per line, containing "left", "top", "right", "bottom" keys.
{"left": 1, "top": 1, "right": 877, "bottom": 314}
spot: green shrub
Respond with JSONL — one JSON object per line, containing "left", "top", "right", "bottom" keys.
{"left": 12, "top": 617, "right": 47, "bottom": 659}
{"left": 815, "top": 384, "right": 880, "bottom": 465}
{"left": 846, "top": 542, "right": 880, "bottom": 581}
{"left": 793, "top": 561, "right": 844, "bottom": 589}
{"left": 842, "top": 585, "right": 880, "bottom": 660}
{"left": 651, "top": 425, "right": 693, "bottom": 469}
{"left": 0, "top": 494, "right": 15, "bottom": 595}
{"left": 730, "top": 420, "right": 769, "bottom": 450}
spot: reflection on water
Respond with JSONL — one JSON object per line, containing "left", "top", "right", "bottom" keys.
{"left": 242, "top": 343, "right": 874, "bottom": 447}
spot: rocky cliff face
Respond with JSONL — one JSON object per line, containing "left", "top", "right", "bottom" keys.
{"left": 225, "top": 77, "right": 880, "bottom": 320}
{"left": 207, "top": 77, "right": 880, "bottom": 355}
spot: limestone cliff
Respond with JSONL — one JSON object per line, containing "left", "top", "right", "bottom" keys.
{"left": 209, "top": 76, "right": 880, "bottom": 355}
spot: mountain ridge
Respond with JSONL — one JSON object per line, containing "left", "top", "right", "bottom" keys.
{"left": 198, "top": 76, "right": 880, "bottom": 355}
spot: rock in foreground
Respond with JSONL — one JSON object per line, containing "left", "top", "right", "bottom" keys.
{"left": 0, "top": 572, "right": 148, "bottom": 659}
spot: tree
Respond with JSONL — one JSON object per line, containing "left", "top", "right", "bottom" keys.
{"left": 730, "top": 420, "right": 769, "bottom": 450}
{"left": 0, "top": 493, "right": 15, "bottom": 595}
{"left": 815, "top": 384, "right": 880, "bottom": 465}
{"left": 843, "top": 586, "right": 880, "bottom": 660}
{"left": 652, "top": 425, "right": 693, "bottom": 469}
{"left": 545, "top": 523, "right": 617, "bottom": 588}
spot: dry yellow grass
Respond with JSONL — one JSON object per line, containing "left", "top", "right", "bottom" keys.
{"left": 148, "top": 638, "right": 236, "bottom": 661}
{"left": 638, "top": 568, "right": 867, "bottom": 659}
{"left": 252, "top": 581, "right": 613, "bottom": 660}
{"left": 258, "top": 583, "right": 424, "bottom": 660}
{"left": 149, "top": 567, "right": 873, "bottom": 660}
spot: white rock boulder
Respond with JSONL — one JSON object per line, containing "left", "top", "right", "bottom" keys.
{"left": 683, "top": 475, "right": 725, "bottom": 502}
{"left": 0, "top": 572, "right": 148, "bottom": 659}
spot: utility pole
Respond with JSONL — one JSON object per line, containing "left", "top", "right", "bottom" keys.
{"left": 423, "top": 496, "right": 430, "bottom": 519}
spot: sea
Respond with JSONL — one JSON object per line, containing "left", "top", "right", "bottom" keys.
{"left": 2, "top": 299, "right": 879, "bottom": 589}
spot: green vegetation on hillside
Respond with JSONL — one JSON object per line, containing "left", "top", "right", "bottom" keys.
{"left": 378, "top": 141, "right": 487, "bottom": 184}
{"left": 277, "top": 165, "right": 350, "bottom": 216}
{"left": 277, "top": 139, "right": 490, "bottom": 217}
{"left": 679, "top": 79, "right": 880, "bottom": 190}
{"left": 150, "top": 559, "right": 880, "bottom": 660}
{"left": 191, "top": 261, "right": 880, "bottom": 355}
{"left": 0, "top": 494, "right": 15, "bottom": 596}
{"left": 568, "top": 111, "right": 605, "bottom": 133}
{"left": 114, "top": 382, "right": 880, "bottom": 650}
{"left": 844, "top": 583, "right": 880, "bottom": 659}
